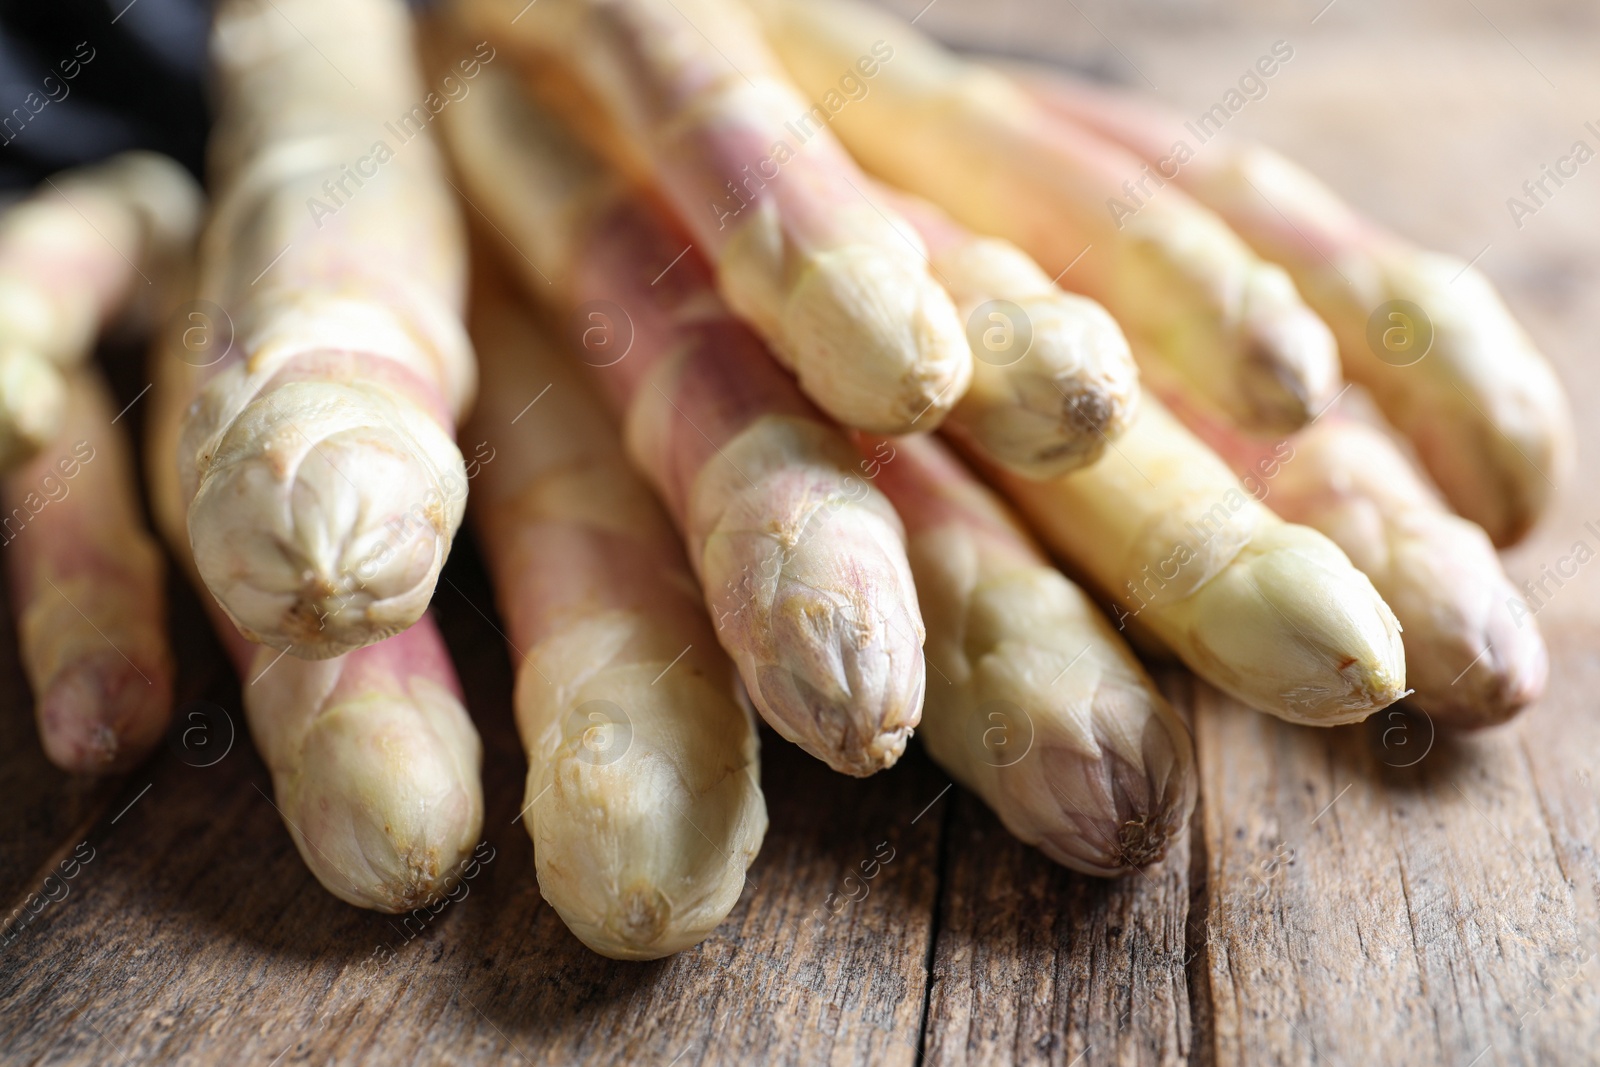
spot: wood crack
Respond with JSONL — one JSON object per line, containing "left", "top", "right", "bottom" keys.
{"left": 913, "top": 790, "right": 953, "bottom": 1065}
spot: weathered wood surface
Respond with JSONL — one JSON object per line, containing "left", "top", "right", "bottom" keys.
{"left": 0, "top": 543, "right": 953, "bottom": 1067}
{"left": 3, "top": 5, "right": 1600, "bottom": 1066}
{"left": 1194, "top": 630, "right": 1600, "bottom": 1067}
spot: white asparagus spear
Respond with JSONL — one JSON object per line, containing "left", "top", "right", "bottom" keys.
{"left": 745, "top": 0, "right": 1340, "bottom": 436}
{"left": 869, "top": 433, "right": 1194, "bottom": 875}
{"left": 183, "top": 0, "right": 477, "bottom": 658}
{"left": 439, "top": 63, "right": 925, "bottom": 776}
{"left": 4, "top": 369, "right": 172, "bottom": 773}
{"left": 0, "top": 152, "right": 201, "bottom": 471}
{"left": 149, "top": 285, "right": 483, "bottom": 913}
{"left": 466, "top": 270, "right": 765, "bottom": 958}
{"left": 1171, "top": 396, "right": 1545, "bottom": 729}
{"left": 1020, "top": 72, "right": 1572, "bottom": 546}
{"left": 975, "top": 396, "right": 1407, "bottom": 726}
{"left": 455, "top": 0, "right": 971, "bottom": 433}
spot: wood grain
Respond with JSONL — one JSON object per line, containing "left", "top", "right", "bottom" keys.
{"left": 1192, "top": 630, "right": 1600, "bottom": 1067}
{"left": 921, "top": 670, "right": 1199, "bottom": 1067}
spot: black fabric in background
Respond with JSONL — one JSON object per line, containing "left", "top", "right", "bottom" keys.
{"left": 0, "top": 0, "right": 212, "bottom": 192}
{"left": 0, "top": 0, "right": 446, "bottom": 193}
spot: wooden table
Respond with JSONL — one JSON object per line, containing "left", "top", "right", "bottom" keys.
{"left": 4, "top": 3, "right": 1599, "bottom": 1064}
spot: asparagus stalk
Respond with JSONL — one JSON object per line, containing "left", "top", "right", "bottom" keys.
{"left": 4, "top": 369, "right": 173, "bottom": 773}
{"left": 1021, "top": 73, "right": 1573, "bottom": 546}
{"left": 455, "top": 0, "right": 972, "bottom": 434}
{"left": 878, "top": 187, "right": 1141, "bottom": 478}
{"left": 976, "top": 396, "right": 1406, "bottom": 726}
{"left": 183, "top": 0, "right": 477, "bottom": 658}
{"left": 869, "top": 433, "right": 1193, "bottom": 874}
{"left": 440, "top": 65, "right": 925, "bottom": 776}
{"left": 149, "top": 290, "right": 484, "bottom": 913}
{"left": 0, "top": 152, "right": 200, "bottom": 471}
{"left": 745, "top": 0, "right": 1340, "bottom": 436}
{"left": 465, "top": 271, "right": 766, "bottom": 958}
{"left": 1172, "top": 397, "right": 1545, "bottom": 729}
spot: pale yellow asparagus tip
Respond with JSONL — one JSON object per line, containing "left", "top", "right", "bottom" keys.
{"left": 758, "top": 545, "right": 927, "bottom": 771}
{"left": 1232, "top": 417, "right": 1546, "bottom": 728}
{"left": 1183, "top": 521, "right": 1408, "bottom": 723}
{"left": 1236, "top": 260, "right": 1343, "bottom": 428}
{"left": 244, "top": 624, "right": 483, "bottom": 912}
{"left": 183, "top": 381, "right": 466, "bottom": 658}
{"left": 34, "top": 654, "right": 167, "bottom": 773}
{"left": 982, "top": 396, "right": 1405, "bottom": 725}
{"left": 23, "top": 579, "right": 171, "bottom": 774}
{"left": 923, "top": 224, "right": 1140, "bottom": 476}
{"left": 101, "top": 151, "right": 206, "bottom": 265}
{"left": 1441, "top": 603, "right": 1546, "bottom": 728}
{"left": 1001, "top": 648, "right": 1193, "bottom": 872}
{"left": 1117, "top": 209, "right": 1341, "bottom": 433}
{"left": 185, "top": 0, "right": 475, "bottom": 657}
{"left": 884, "top": 435, "right": 1193, "bottom": 874}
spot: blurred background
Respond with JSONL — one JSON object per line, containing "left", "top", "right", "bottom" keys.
{"left": 0, "top": 0, "right": 209, "bottom": 189}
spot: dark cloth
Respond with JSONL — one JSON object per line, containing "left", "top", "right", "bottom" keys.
{"left": 0, "top": 0, "right": 212, "bottom": 190}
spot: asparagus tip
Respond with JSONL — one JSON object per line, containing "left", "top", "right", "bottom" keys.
{"left": 37, "top": 651, "right": 170, "bottom": 775}
{"left": 783, "top": 245, "right": 971, "bottom": 432}
{"left": 1415, "top": 602, "right": 1550, "bottom": 730}
{"left": 189, "top": 382, "right": 466, "bottom": 658}
{"left": 0, "top": 346, "right": 65, "bottom": 472}
{"left": 1113, "top": 812, "right": 1174, "bottom": 870}
{"left": 1240, "top": 299, "right": 1341, "bottom": 433}
{"left": 755, "top": 654, "right": 923, "bottom": 776}
{"left": 1202, "top": 254, "right": 1342, "bottom": 434}
{"left": 1033, "top": 695, "right": 1194, "bottom": 876}
{"left": 272, "top": 679, "right": 483, "bottom": 913}
{"left": 724, "top": 512, "right": 927, "bottom": 776}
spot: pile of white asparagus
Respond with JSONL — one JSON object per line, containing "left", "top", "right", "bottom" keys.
{"left": 0, "top": 0, "right": 1570, "bottom": 959}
